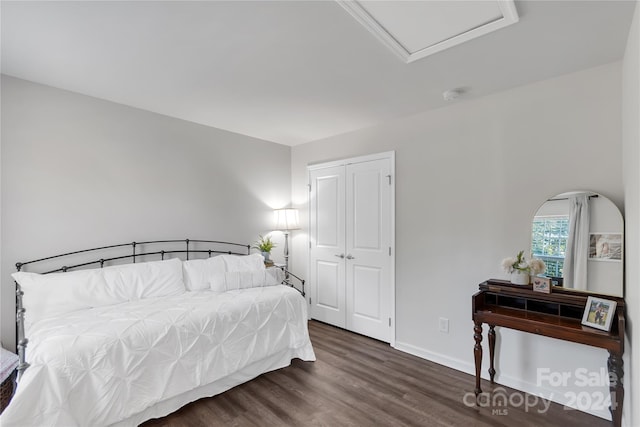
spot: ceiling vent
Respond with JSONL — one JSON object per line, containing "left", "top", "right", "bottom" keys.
{"left": 337, "top": 0, "right": 519, "bottom": 63}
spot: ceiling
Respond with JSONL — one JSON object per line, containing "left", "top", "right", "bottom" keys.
{"left": 1, "top": 1, "right": 635, "bottom": 146}
{"left": 338, "top": 0, "right": 519, "bottom": 62}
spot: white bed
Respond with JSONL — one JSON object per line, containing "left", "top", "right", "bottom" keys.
{"left": 2, "top": 245, "right": 315, "bottom": 427}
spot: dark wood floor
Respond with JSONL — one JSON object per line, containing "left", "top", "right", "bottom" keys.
{"left": 142, "top": 320, "right": 609, "bottom": 426}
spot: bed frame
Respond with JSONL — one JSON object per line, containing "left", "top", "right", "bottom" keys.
{"left": 14, "top": 238, "right": 305, "bottom": 382}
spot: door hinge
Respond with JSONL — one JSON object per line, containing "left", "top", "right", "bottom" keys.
{"left": 388, "top": 318, "right": 391, "bottom": 327}
{"left": 309, "top": 297, "right": 312, "bottom": 305}
{"left": 388, "top": 246, "right": 391, "bottom": 256}
{"left": 386, "top": 174, "right": 392, "bottom": 185}
{"left": 308, "top": 184, "right": 312, "bottom": 192}
{"left": 309, "top": 241, "right": 312, "bottom": 249}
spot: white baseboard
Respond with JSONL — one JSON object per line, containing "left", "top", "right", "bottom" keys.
{"left": 393, "top": 341, "right": 611, "bottom": 421}
{"left": 394, "top": 341, "right": 475, "bottom": 376}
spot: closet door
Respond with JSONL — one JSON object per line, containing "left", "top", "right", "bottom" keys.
{"left": 345, "top": 159, "right": 392, "bottom": 342}
{"left": 309, "top": 154, "right": 394, "bottom": 344}
{"left": 309, "top": 166, "right": 346, "bottom": 327}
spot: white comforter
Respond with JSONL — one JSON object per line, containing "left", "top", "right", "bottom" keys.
{"left": 1, "top": 286, "right": 315, "bottom": 427}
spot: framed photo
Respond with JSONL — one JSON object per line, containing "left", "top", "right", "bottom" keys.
{"left": 581, "top": 296, "right": 617, "bottom": 331}
{"left": 532, "top": 276, "right": 551, "bottom": 293}
{"left": 588, "top": 233, "right": 622, "bottom": 261}
{"left": 549, "top": 276, "right": 563, "bottom": 287}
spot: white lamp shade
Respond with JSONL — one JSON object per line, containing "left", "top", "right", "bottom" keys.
{"left": 274, "top": 208, "right": 300, "bottom": 231}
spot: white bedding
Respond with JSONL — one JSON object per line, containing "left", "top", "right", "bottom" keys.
{"left": 0, "top": 285, "right": 315, "bottom": 427}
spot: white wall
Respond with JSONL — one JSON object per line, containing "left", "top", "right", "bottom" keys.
{"left": 292, "top": 62, "right": 623, "bottom": 419}
{"left": 622, "top": 3, "right": 640, "bottom": 426}
{"left": 0, "top": 73, "right": 3, "bottom": 356}
{"left": 0, "top": 76, "right": 291, "bottom": 349}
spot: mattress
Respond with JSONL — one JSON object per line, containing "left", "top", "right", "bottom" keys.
{"left": 0, "top": 285, "right": 315, "bottom": 426}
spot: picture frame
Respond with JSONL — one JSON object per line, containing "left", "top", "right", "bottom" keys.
{"left": 532, "top": 276, "right": 551, "bottom": 293}
{"left": 588, "top": 233, "right": 622, "bottom": 262}
{"left": 581, "top": 296, "right": 617, "bottom": 331}
{"left": 549, "top": 276, "right": 563, "bottom": 287}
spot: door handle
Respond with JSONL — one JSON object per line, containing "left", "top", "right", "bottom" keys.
{"left": 346, "top": 254, "right": 355, "bottom": 260}
{"left": 335, "top": 254, "right": 345, "bottom": 259}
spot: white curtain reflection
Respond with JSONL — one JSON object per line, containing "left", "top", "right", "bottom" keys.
{"left": 564, "top": 194, "right": 590, "bottom": 290}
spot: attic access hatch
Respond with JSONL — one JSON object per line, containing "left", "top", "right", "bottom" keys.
{"left": 337, "top": 0, "right": 519, "bottom": 63}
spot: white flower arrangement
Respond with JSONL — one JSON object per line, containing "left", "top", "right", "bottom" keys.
{"left": 501, "top": 250, "right": 546, "bottom": 275}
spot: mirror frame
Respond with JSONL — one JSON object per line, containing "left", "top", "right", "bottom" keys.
{"left": 531, "top": 191, "right": 624, "bottom": 297}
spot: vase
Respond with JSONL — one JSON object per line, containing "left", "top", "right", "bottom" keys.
{"left": 511, "top": 270, "right": 530, "bottom": 285}
{"left": 262, "top": 251, "right": 271, "bottom": 262}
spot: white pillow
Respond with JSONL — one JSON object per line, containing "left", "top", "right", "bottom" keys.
{"left": 12, "top": 268, "right": 122, "bottom": 334}
{"left": 182, "top": 256, "right": 226, "bottom": 291}
{"left": 13, "top": 258, "right": 185, "bottom": 333}
{"left": 220, "top": 253, "right": 265, "bottom": 272}
{"left": 101, "top": 258, "right": 185, "bottom": 300}
{"left": 209, "top": 269, "right": 281, "bottom": 293}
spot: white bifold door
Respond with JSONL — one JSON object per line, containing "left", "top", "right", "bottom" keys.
{"left": 309, "top": 155, "right": 393, "bottom": 343}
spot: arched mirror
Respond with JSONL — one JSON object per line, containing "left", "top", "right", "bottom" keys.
{"left": 531, "top": 191, "right": 623, "bottom": 297}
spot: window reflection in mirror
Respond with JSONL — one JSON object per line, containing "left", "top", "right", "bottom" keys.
{"left": 532, "top": 215, "right": 569, "bottom": 278}
{"left": 531, "top": 192, "right": 623, "bottom": 297}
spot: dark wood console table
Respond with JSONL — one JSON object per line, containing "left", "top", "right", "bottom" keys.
{"left": 472, "top": 279, "right": 625, "bottom": 427}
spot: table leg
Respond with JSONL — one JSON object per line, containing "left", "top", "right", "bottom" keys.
{"left": 488, "top": 325, "right": 496, "bottom": 383}
{"left": 607, "top": 351, "right": 624, "bottom": 427}
{"left": 474, "top": 322, "right": 483, "bottom": 398}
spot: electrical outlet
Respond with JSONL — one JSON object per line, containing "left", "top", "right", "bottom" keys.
{"left": 439, "top": 317, "right": 449, "bottom": 334}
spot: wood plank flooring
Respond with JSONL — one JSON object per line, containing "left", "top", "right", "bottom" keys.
{"left": 142, "top": 320, "right": 609, "bottom": 426}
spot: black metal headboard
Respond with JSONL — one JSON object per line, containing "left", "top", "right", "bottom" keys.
{"left": 13, "top": 238, "right": 305, "bottom": 381}
{"left": 15, "top": 239, "right": 250, "bottom": 273}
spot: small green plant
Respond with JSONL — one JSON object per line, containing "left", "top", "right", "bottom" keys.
{"left": 252, "top": 234, "right": 276, "bottom": 253}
